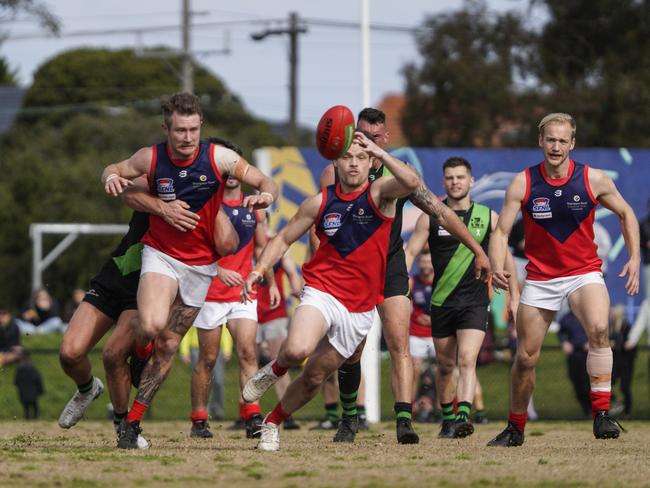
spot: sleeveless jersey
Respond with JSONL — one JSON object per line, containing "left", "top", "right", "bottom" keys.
{"left": 141, "top": 141, "right": 223, "bottom": 265}
{"left": 410, "top": 275, "right": 433, "bottom": 337}
{"left": 522, "top": 160, "right": 601, "bottom": 280}
{"left": 206, "top": 195, "right": 258, "bottom": 303}
{"left": 111, "top": 211, "right": 149, "bottom": 277}
{"left": 335, "top": 163, "right": 408, "bottom": 258}
{"left": 427, "top": 201, "right": 491, "bottom": 307}
{"left": 257, "top": 263, "right": 288, "bottom": 324}
{"left": 303, "top": 182, "right": 393, "bottom": 312}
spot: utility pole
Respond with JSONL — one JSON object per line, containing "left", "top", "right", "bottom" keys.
{"left": 181, "top": 0, "right": 193, "bottom": 93}
{"left": 251, "top": 12, "right": 307, "bottom": 144}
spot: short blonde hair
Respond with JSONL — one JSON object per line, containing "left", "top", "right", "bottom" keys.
{"left": 538, "top": 113, "right": 576, "bottom": 138}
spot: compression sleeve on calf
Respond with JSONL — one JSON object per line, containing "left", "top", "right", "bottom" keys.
{"left": 586, "top": 347, "right": 613, "bottom": 391}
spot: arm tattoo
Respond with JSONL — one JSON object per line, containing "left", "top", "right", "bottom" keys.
{"left": 409, "top": 183, "right": 446, "bottom": 221}
{"left": 135, "top": 304, "right": 200, "bottom": 404}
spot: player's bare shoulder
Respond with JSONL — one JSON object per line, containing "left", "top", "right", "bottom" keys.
{"left": 585, "top": 166, "right": 615, "bottom": 199}
{"left": 505, "top": 170, "right": 528, "bottom": 203}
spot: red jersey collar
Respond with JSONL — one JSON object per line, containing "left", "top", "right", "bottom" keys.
{"left": 335, "top": 181, "right": 369, "bottom": 201}
{"left": 165, "top": 144, "right": 200, "bottom": 168}
{"left": 540, "top": 159, "right": 574, "bottom": 186}
{"left": 223, "top": 192, "right": 244, "bottom": 207}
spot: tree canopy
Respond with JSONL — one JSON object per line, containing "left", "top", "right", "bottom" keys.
{"left": 0, "top": 47, "right": 284, "bottom": 308}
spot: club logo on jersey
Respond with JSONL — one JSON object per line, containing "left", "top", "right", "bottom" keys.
{"left": 469, "top": 217, "right": 484, "bottom": 237}
{"left": 554, "top": 189, "right": 562, "bottom": 197}
{"left": 179, "top": 170, "right": 187, "bottom": 178}
{"left": 532, "top": 197, "right": 552, "bottom": 219}
{"left": 156, "top": 178, "right": 176, "bottom": 201}
{"left": 358, "top": 208, "right": 365, "bottom": 216}
{"left": 323, "top": 212, "right": 342, "bottom": 236}
{"left": 232, "top": 209, "right": 239, "bottom": 216}
{"left": 567, "top": 194, "right": 589, "bottom": 211}
{"left": 200, "top": 175, "right": 207, "bottom": 182}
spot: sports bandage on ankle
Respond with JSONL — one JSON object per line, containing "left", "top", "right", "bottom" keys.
{"left": 586, "top": 347, "right": 613, "bottom": 392}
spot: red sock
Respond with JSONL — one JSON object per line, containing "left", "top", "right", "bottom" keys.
{"left": 191, "top": 410, "right": 208, "bottom": 423}
{"left": 508, "top": 411, "right": 527, "bottom": 433}
{"left": 126, "top": 400, "right": 149, "bottom": 423}
{"left": 271, "top": 361, "right": 288, "bottom": 377}
{"left": 590, "top": 391, "right": 611, "bottom": 417}
{"left": 240, "top": 402, "right": 262, "bottom": 422}
{"left": 135, "top": 341, "right": 153, "bottom": 360}
{"left": 266, "top": 402, "right": 289, "bottom": 426}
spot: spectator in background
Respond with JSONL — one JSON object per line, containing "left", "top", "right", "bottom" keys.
{"left": 557, "top": 311, "right": 591, "bottom": 417}
{"left": 610, "top": 304, "right": 636, "bottom": 418}
{"left": 408, "top": 252, "right": 436, "bottom": 422}
{"left": 640, "top": 197, "right": 650, "bottom": 298}
{"left": 508, "top": 216, "right": 527, "bottom": 289}
{"left": 14, "top": 351, "right": 44, "bottom": 419}
{"left": 0, "top": 308, "right": 23, "bottom": 366}
{"left": 15, "top": 287, "right": 65, "bottom": 334}
{"left": 62, "top": 288, "right": 85, "bottom": 323}
{"left": 179, "top": 326, "right": 233, "bottom": 421}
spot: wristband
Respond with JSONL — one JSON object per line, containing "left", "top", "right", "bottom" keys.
{"left": 260, "top": 192, "right": 274, "bottom": 204}
{"left": 252, "top": 264, "right": 266, "bottom": 277}
{"left": 104, "top": 173, "right": 119, "bottom": 184}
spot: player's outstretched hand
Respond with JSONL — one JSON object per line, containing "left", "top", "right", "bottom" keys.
{"left": 619, "top": 257, "right": 640, "bottom": 296}
{"left": 353, "top": 130, "right": 384, "bottom": 159}
{"left": 240, "top": 272, "right": 262, "bottom": 304}
{"left": 104, "top": 174, "right": 133, "bottom": 196}
{"left": 491, "top": 270, "right": 510, "bottom": 291}
{"left": 242, "top": 193, "right": 273, "bottom": 210}
{"left": 161, "top": 199, "right": 200, "bottom": 232}
{"left": 474, "top": 250, "right": 491, "bottom": 282}
{"left": 218, "top": 268, "right": 244, "bottom": 288}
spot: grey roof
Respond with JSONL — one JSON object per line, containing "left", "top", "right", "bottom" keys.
{"left": 0, "top": 86, "right": 26, "bottom": 133}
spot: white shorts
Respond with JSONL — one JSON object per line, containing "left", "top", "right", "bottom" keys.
{"left": 297, "top": 286, "right": 377, "bottom": 359}
{"left": 520, "top": 272, "right": 605, "bottom": 312}
{"left": 257, "top": 317, "right": 289, "bottom": 343}
{"left": 140, "top": 245, "right": 217, "bottom": 308}
{"left": 409, "top": 335, "right": 436, "bottom": 360}
{"left": 194, "top": 299, "right": 258, "bottom": 330}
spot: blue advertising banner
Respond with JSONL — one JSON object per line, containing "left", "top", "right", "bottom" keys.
{"left": 261, "top": 146, "right": 648, "bottom": 306}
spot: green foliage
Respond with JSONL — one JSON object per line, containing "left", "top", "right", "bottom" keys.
{"left": 403, "top": 0, "right": 650, "bottom": 147}
{"left": 0, "top": 56, "right": 18, "bottom": 85}
{"left": 0, "top": 47, "right": 283, "bottom": 307}
{"left": 402, "top": 0, "right": 537, "bottom": 147}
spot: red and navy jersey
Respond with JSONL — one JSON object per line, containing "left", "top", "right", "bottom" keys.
{"left": 141, "top": 141, "right": 224, "bottom": 265}
{"left": 257, "top": 263, "right": 288, "bottom": 323}
{"left": 410, "top": 275, "right": 432, "bottom": 337}
{"left": 303, "top": 182, "right": 393, "bottom": 312}
{"left": 522, "top": 160, "right": 602, "bottom": 280}
{"left": 206, "top": 195, "right": 259, "bottom": 302}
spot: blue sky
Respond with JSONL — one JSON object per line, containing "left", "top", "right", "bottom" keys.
{"left": 2, "top": 0, "right": 545, "bottom": 126}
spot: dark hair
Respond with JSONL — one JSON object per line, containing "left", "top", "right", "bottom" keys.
{"left": 161, "top": 92, "right": 203, "bottom": 127}
{"left": 358, "top": 107, "right": 386, "bottom": 125}
{"left": 443, "top": 156, "right": 472, "bottom": 174}
{"left": 207, "top": 136, "right": 243, "bottom": 156}
{"left": 355, "top": 128, "right": 375, "bottom": 140}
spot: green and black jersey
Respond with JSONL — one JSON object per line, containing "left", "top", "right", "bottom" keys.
{"left": 427, "top": 200, "right": 491, "bottom": 308}
{"left": 110, "top": 211, "right": 149, "bottom": 276}
{"left": 368, "top": 164, "right": 408, "bottom": 258}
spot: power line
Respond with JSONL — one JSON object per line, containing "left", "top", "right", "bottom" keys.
{"left": 4, "top": 16, "right": 422, "bottom": 42}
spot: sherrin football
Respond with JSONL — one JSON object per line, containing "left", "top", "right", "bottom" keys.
{"left": 316, "top": 105, "right": 355, "bottom": 160}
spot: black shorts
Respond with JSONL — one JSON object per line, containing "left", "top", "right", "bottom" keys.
{"left": 430, "top": 305, "right": 489, "bottom": 338}
{"left": 383, "top": 248, "right": 410, "bottom": 299}
{"left": 83, "top": 260, "right": 139, "bottom": 322}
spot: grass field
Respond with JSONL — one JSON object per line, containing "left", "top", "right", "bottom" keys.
{"left": 1, "top": 333, "right": 650, "bottom": 422}
{"left": 1, "top": 420, "right": 649, "bottom": 487}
